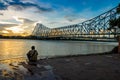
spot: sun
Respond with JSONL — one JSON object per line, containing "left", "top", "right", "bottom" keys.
{"left": 6, "top": 27, "right": 24, "bottom": 33}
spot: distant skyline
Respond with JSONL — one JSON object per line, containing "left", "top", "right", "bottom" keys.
{"left": 0, "top": 0, "right": 119, "bottom": 36}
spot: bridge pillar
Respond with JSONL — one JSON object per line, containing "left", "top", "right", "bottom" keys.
{"left": 118, "top": 36, "right": 120, "bottom": 53}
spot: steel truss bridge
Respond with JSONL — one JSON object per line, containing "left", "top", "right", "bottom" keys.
{"left": 32, "top": 6, "right": 120, "bottom": 41}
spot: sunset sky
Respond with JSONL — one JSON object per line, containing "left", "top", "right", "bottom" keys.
{"left": 0, "top": 0, "right": 119, "bottom": 36}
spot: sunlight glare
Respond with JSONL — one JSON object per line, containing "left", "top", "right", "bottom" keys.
{"left": 6, "top": 27, "right": 24, "bottom": 33}
{"left": 2, "top": 30, "right": 9, "bottom": 33}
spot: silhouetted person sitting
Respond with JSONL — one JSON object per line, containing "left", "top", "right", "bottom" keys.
{"left": 27, "top": 46, "right": 38, "bottom": 66}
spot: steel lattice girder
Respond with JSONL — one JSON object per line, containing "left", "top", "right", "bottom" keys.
{"left": 32, "top": 6, "right": 119, "bottom": 39}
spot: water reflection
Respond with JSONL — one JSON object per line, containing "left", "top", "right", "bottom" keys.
{"left": 0, "top": 57, "right": 56, "bottom": 80}
{"left": 0, "top": 57, "right": 27, "bottom": 80}
{"left": 0, "top": 39, "right": 118, "bottom": 60}
{"left": 0, "top": 39, "right": 28, "bottom": 59}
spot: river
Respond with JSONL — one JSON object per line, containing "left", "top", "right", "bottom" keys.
{"left": 0, "top": 39, "right": 118, "bottom": 60}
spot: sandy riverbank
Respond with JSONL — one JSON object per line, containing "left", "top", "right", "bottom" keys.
{"left": 0, "top": 53, "right": 120, "bottom": 80}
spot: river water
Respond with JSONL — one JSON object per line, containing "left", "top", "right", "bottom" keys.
{"left": 0, "top": 39, "right": 118, "bottom": 60}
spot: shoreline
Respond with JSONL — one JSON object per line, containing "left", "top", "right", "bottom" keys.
{"left": 0, "top": 51, "right": 119, "bottom": 80}
{"left": 38, "top": 53, "right": 120, "bottom": 80}
{"left": 0, "top": 38, "right": 117, "bottom": 42}
{"left": 0, "top": 51, "right": 114, "bottom": 61}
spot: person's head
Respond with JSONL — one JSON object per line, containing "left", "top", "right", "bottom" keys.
{"left": 31, "top": 46, "right": 35, "bottom": 50}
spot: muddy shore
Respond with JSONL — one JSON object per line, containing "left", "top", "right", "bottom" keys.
{"left": 38, "top": 53, "right": 120, "bottom": 80}
{"left": 0, "top": 53, "right": 120, "bottom": 80}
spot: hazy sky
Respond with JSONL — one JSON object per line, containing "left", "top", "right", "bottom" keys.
{"left": 0, "top": 0, "right": 119, "bottom": 36}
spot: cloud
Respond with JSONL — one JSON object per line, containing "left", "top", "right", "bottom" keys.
{"left": 16, "top": 17, "right": 36, "bottom": 33}
{"left": 0, "top": 0, "right": 53, "bottom": 13}
{"left": 64, "top": 15, "right": 79, "bottom": 22}
{"left": 0, "top": 12, "right": 3, "bottom": 15}
{"left": 17, "top": 17, "right": 36, "bottom": 24}
{"left": 49, "top": 22, "right": 58, "bottom": 24}
{"left": 0, "top": 18, "right": 36, "bottom": 35}
{"left": 0, "top": 1, "right": 7, "bottom": 10}
{"left": 5, "top": 26, "right": 24, "bottom": 33}
{"left": 0, "top": 23, "right": 18, "bottom": 29}
{"left": 17, "top": 18, "right": 36, "bottom": 29}
{"left": 0, "top": 17, "right": 36, "bottom": 33}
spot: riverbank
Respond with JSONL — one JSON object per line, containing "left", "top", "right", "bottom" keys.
{"left": 38, "top": 53, "right": 120, "bottom": 80}
{"left": 0, "top": 53, "right": 120, "bottom": 80}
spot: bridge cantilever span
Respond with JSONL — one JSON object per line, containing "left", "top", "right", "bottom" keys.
{"left": 32, "top": 6, "right": 120, "bottom": 41}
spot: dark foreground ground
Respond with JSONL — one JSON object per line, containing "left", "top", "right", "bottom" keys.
{"left": 38, "top": 53, "right": 120, "bottom": 80}
{"left": 0, "top": 53, "right": 120, "bottom": 80}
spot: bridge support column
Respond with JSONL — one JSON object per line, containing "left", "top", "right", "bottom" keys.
{"left": 118, "top": 36, "right": 120, "bottom": 53}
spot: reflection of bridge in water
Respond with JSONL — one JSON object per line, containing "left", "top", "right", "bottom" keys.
{"left": 32, "top": 6, "right": 120, "bottom": 41}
